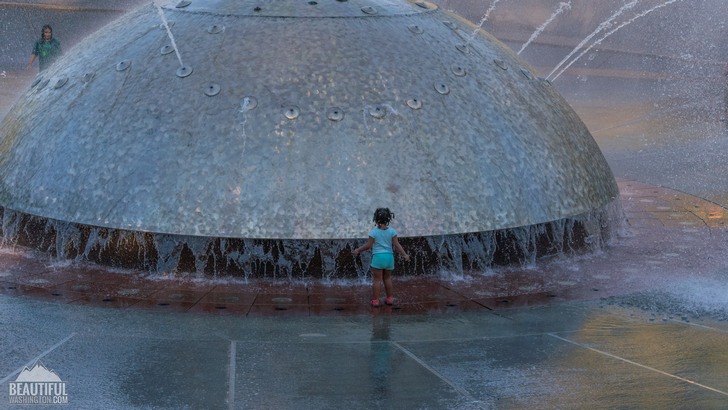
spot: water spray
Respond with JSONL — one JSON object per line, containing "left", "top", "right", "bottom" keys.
{"left": 518, "top": 1, "right": 572, "bottom": 55}
{"left": 546, "top": 0, "right": 640, "bottom": 81}
{"left": 551, "top": 0, "right": 684, "bottom": 82}
{"left": 153, "top": 1, "right": 184, "bottom": 68}
{"left": 465, "top": 0, "right": 504, "bottom": 47}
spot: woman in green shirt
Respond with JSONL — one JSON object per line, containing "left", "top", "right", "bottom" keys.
{"left": 27, "top": 25, "right": 61, "bottom": 72}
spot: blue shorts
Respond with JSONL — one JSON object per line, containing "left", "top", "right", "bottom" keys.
{"left": 371, "top": 253, "right": 395, "bottom": 270}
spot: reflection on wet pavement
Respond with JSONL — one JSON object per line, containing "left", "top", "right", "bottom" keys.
{"left": 2, "top": 289, "right": 728, "bottom": 407}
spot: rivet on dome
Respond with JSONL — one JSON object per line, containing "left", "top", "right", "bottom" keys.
{"left": 521, "top": 68, "right": 533, "bottom": 80}
{"left": 406, "top": 99, "right": 423, "bottom": 110}
{"left": 327, "top": 108, "right": 344, "bottom": 122}
{"left": 284, "top": 106, "right": 300, "bottom": 120}
{"left": 176, "top": 65, "right": 193, "bottom": 78}
{"left": 361, "top": 6, "right": 377, "bottom": 15}
{"left": 82, "top": 72, "right": 95, "bottom": 83}
{"left": 116, "top": 60, "right": 131, "bottom": 71}
{"left": 53, "top": 77, "right": 68, "bottom": 89}
{"left": 369, "top": 106, "right": 386, "bottom": 118}
{"left": 416, "top": 2, "right": 430, "bottom": 9}
{"left": 207, "top": 25, "right": 224, "bottom": 34}
{"left": 241, "top": 97, "right": 257, "bottom": 111}
{"left": 408, "top": 25, "right": 424, "bottom": 34}
{"left": 494, "top": 59, "right": 508, "bottom": 70}
{"left": 434, "top": 82, "right": 450, "bottom": 95}
{"left": 451, "top": 65, "right": 466, "bottom": 77}
{"left": 161, "top": 45, "right": 174, "bottom": 55}
{"left": 31, "top": 77, "right": 43, "bottom": 88}
{"left": 455, "top": 44, "right": 469, "bottom": 54}
{"left": 36, "top": 79, "right": 50, "bottom": 90}
{"left": 443, "top": 21, "right": 457, "bottom": 30}
{"left": 308, "top": 1, "right": 318, "bottom": 5}
{"left": 176, "top": 1, "right": 191, "bottom": 8}
{"left": 204, "top": 83, "right": 220, "bottom": 97}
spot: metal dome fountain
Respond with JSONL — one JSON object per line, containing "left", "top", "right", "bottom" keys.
{"left": 0, "top": 0, "right": 619, "bottom": 278}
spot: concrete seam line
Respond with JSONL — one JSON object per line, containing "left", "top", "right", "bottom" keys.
{"left": 394, "top": 329, "right": 583, "bottom": 344}
{"left": 0, "top": 332, "right": 76, "bottom": 385}
{"left": 391, "top": 341, "right": 492, "bottom": 408}
{"left": 228, "top": 340, "right": 237, "bottom": 410}
{"left": 547, "top": 333, "right": 728, "bottom": 397}
{"left": 668, "top": 319, "right": 728, "bottom": 334}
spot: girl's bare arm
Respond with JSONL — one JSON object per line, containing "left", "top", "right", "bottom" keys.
{"left": 352, "top": 237, "right": 375, "bottom": 256}
{"left": 392, "top": 236, "right": 410, "bottom": 261}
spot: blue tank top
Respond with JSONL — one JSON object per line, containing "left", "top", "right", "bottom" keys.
{"left": 369, "top": 227, "right": 396, "bottom": 254}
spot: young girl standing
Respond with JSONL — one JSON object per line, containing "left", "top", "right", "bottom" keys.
{"left": 352, "top": 208, "right": 410, "bottom": 307}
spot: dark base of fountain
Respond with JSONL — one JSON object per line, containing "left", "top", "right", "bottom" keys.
{"left": 0, "top": 203, "right": 620, "bottom": 280}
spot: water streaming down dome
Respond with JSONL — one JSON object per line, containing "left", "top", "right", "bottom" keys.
{"left": 0, "top": 0, "right": 619, "bottom": 278}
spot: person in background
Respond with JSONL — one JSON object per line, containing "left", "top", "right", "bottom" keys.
{"left": 27, "top": 25, "right": 61, "bottom": 72}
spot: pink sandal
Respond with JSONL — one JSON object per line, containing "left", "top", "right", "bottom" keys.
{"left": 384, "top": 297, "right": 394, "bottom": 305}
{"left": 370, "top": 299, "right": 381, "bottom": 307}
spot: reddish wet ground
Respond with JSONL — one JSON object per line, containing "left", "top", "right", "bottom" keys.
{"left": 0, "top": 178, "right": 726, "bottom": 316}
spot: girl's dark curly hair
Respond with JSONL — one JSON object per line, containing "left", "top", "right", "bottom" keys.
{"left": 373, "top": 208, "right": 394, "bottom": 226}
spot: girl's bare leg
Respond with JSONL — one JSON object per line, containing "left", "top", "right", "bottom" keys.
{"left": 372, "top": 268, "right": 383, "bottom": 300}
{"left": 383, "top": 269, "right": 393, "bottom": 298}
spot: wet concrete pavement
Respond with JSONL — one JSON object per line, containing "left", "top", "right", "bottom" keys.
{"left": 3, "top": 291, "right": 728, "bottom": 409}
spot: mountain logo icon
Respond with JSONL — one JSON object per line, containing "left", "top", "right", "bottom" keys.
{"left": 14, "top": 361, "right": 63, "bottom": 383}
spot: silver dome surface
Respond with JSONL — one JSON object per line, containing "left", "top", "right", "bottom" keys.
{"left": 0, "top": 0, "right": 618, "bottom": 241}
